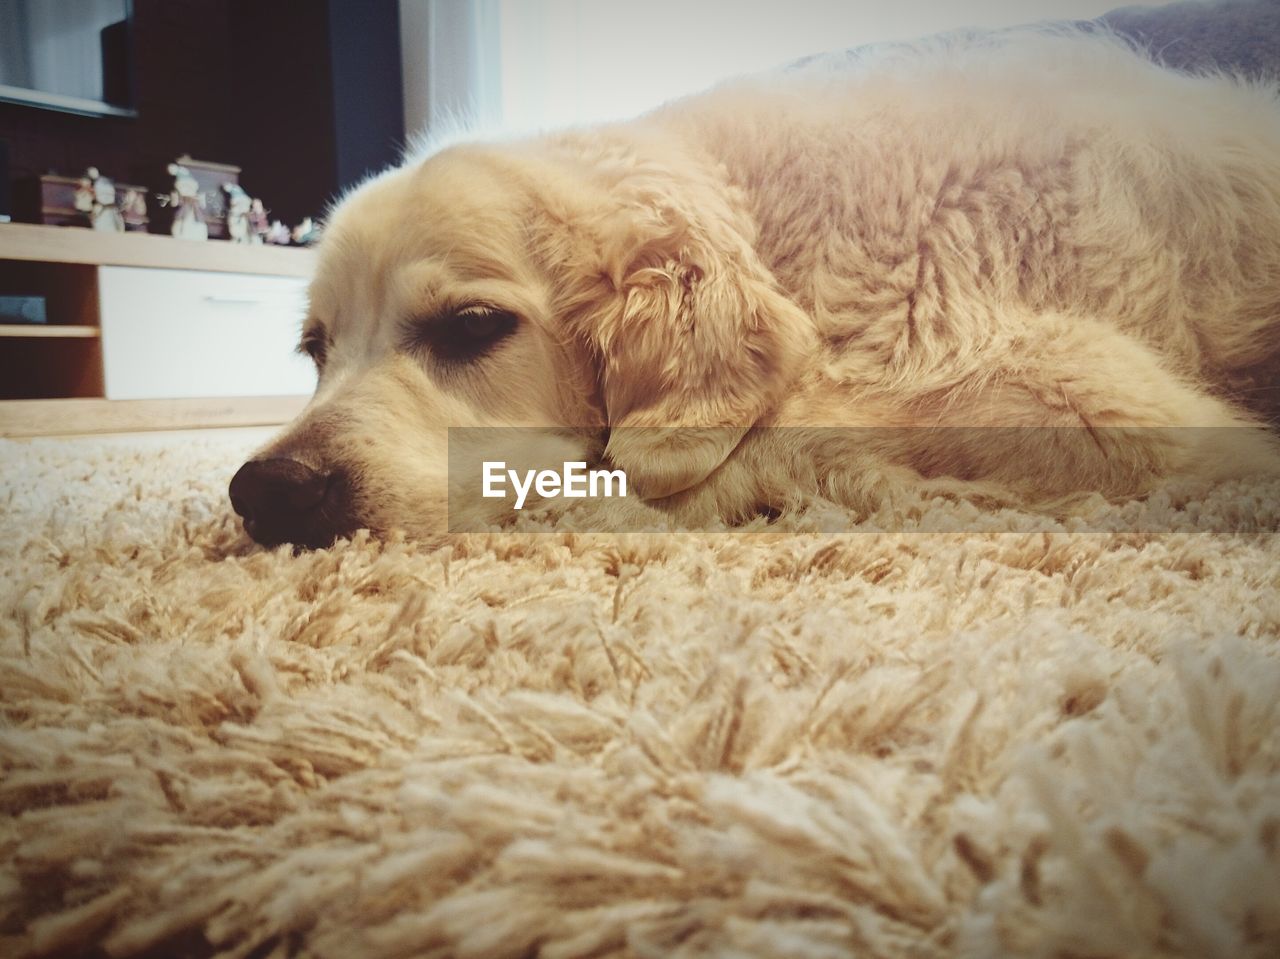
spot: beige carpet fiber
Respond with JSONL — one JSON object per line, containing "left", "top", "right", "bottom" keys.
{"left": 2, "top": 432, "right": 1279, "bottom": 959}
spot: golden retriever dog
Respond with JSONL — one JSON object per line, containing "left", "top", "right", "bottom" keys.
{"left": 230, "top": 28, "right": 1280, "bottom": 549}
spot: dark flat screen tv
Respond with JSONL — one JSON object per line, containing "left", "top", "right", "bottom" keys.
{"left": 0, "top": 0, "right": 135, "bottom": 118}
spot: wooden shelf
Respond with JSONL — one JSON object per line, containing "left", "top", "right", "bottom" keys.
{"left": 0, "top": 323, "right": 100, "bottom": 338}
{"left": 0, "top": 395, "right": 308, "bottom": 437}
{"left": 0, "top": 222, "right": 317, "bottom": 277}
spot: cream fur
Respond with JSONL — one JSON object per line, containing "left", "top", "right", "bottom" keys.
{"left": 257, "top": 28, "right": 1280, "bottom": 541}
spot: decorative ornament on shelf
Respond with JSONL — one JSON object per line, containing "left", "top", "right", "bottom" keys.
{"left": 248, "top": 198, "right": 270, "bottom": 244}
{"left": 73, "top": 167, "right": 125, "bottom": 233}
{"left": 156, "top": 155, "right": 240, "bottom": 238}
{"left": 265, "top": 219, "right": 291, "bottom": 245}
{"left": 291, "top": 217, "right": 323, "bottom": 246}
{"left": 222, "top": 183, "right": 262, "bottom": 245}
{"left": 119, "top": 187, "right": 148, "bottom": 231}
{"left": 32, "top": 170, "right": 148, "bottom": 231}
{"left": 164, "top": 162, "right": 208, "bottom": 241}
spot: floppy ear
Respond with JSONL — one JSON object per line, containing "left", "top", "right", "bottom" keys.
{"left": 574, "top": 155, "right": 815, "bottom": 500}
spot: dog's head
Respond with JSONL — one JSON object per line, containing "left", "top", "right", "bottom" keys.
{"left": 229, "top": 132, "right": 815, "bottom": 548}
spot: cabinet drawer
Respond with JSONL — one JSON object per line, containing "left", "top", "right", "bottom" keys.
{"left": 99, "top": 266, "right": 316, "bottom": 400}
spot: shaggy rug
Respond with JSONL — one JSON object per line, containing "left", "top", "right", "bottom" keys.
{"left": 1, "top": 431, "right": 1278, "bottom": 959}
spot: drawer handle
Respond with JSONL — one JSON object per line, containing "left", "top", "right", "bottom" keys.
{"left": 202, "top": 295, "right": 263, "bottom": 306}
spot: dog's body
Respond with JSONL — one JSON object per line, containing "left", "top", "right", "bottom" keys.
{"left": 230, "top": 29, "right": 1280, "bottom": 547}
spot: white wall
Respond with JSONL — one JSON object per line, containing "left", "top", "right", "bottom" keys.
{"left": 401, "top": 0, "right": 1174, "bottom": 140}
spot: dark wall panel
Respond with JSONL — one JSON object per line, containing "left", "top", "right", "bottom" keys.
{"left": 227, "top": 0, "right": 338, "bottom": 226}
{"left": 328, "top": 0, "right": 405, "bottom": 197}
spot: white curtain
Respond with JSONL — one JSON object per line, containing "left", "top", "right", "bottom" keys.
{"left": 402, "top": 0, "right": 1171, "bottom": 142}
{"left": 400, "top": 0, "right": 503, "bottom": 147}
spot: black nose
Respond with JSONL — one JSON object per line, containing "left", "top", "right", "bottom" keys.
{"left": 229, "top": 458, "right": 356, "bottom": 549}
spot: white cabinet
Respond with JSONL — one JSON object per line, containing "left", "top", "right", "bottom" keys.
{"left": 98, "top": 266, "right": 317, "bottom": 401}
{"left": 0, "top": 223, "right": 319, "bottom": 436}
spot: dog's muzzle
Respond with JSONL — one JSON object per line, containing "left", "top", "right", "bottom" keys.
{"left": 228, "top": 458, "right": 358, "bottom": 550}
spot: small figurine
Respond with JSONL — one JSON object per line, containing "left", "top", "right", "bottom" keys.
{"left": 73, "top": 167, "right": 125, "bottom": 232}
{"left": 248, "top": 197, "right": 270, "bottom": 244}
{"left": 291, "top": 216, "right": 322, "bottom": 246}
{"left": 120, "top": 187, "right": 148, "bottom": 231}
{"left": 265, "top": 219, "right": 292, "bottom": 245}
{"left": 72, "top": 175, "right": 95, "bottom": 226}
{"left": 223, "top": 183, "right": 259, "bottom": 244}
{"left": 165, "top": 162, "right": 208, "bottom": 241}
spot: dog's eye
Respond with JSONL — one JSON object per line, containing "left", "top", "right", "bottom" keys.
{"left": 298, "top": 331, "right": 328, "bottom": 369}
{"left": 413, "top": 306, "right": 518, "bottom": 363}
{"left": 459, "top": 309, "right": 506, "bottom": 339}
